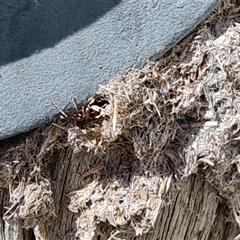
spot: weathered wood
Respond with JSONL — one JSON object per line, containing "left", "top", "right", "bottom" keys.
{"left": 0, "top": 190, "right": 34, "bottom": 240}
{"left": 34, "top": 172, "right": 238, "bottom": 239}
{"left": 141, "top": 175, "right": 238, "bottom": 240}
{"left": 1, "top": 1, "right": 240, "bottom": 239}
{"left": 0, "top": 145, "right": 238, "bottom": 240}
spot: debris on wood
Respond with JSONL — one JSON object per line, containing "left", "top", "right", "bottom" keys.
{"left": 0, "top": 0, "right": 240, "bottom": 239}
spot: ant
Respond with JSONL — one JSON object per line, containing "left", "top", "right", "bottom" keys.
{"left": 52, "top": 95, "right": 109, "bottom": 128}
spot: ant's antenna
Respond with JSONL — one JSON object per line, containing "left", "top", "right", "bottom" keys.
{"left": 71, "top": 97, "right": 79, "bottom": 112}
{"left": 51, "top": 102, "right": 68, "bottom": 118}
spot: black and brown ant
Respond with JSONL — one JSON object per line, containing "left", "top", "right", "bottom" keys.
{"left": 52, "top": 95, "right": 109, "bottom": 128}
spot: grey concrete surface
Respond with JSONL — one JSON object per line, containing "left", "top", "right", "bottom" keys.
{"left": 0, "top": 0, "right": 220, "bottom": 140}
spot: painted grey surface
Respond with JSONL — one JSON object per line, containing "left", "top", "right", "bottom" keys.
{"left": 0, "top": 0, "right": 220, "bottom": 140}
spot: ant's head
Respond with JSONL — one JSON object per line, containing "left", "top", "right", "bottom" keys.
{"left": 58, "top": 113, "right": 69, "bottom": 123}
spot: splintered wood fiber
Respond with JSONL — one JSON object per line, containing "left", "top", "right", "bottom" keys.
{"left": 0, "top": 0, "right": 240, "bottom": 239}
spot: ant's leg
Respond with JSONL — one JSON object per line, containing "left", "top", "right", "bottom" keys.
{"left": 63, "top": 101, "right": 71, "bottom": 112}
{"left": 51, "top": 102, "right": 68, "bottom": 118}
{"left": 82, "top": 107, "right": 86, "bottom": 118}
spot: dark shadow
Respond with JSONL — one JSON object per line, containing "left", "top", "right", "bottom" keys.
{"left": 0, "top": 0, "right": 122, "bottom": 66}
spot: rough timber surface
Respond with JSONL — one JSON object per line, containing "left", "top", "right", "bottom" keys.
{"left": 1, "top": 0, "right": 240, "bottom": 240}
{"left": 0, "top": 0, "right": 220, "bottom": 140}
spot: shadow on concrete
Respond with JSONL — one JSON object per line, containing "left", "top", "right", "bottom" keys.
{"left": 0, "top": 0, "right": 122, "bottom": 66}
